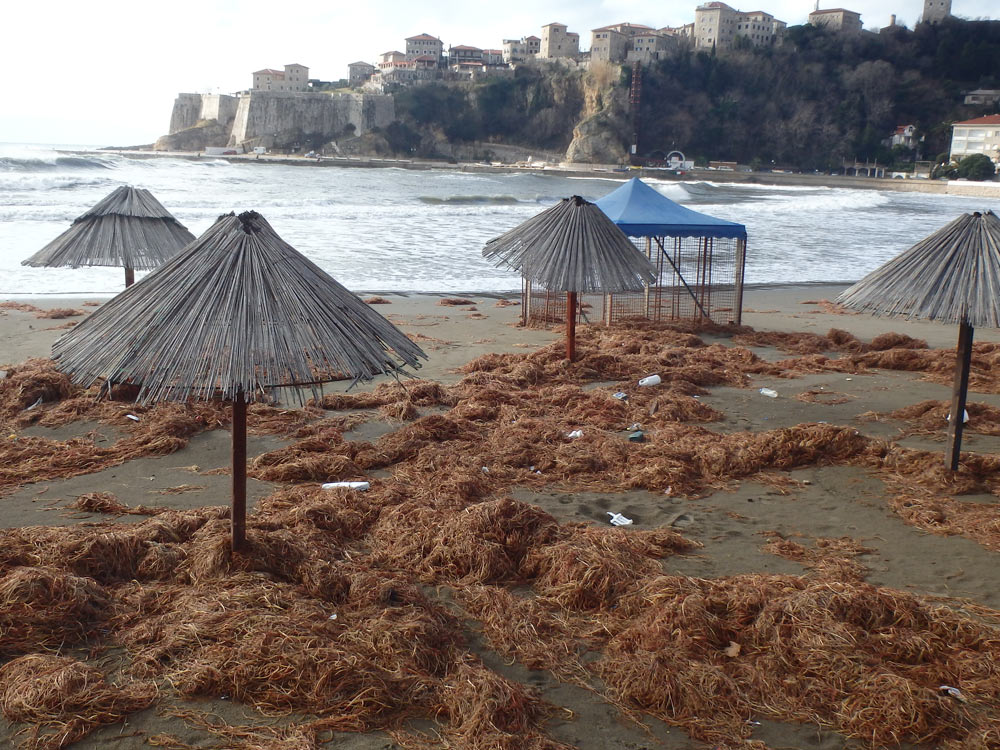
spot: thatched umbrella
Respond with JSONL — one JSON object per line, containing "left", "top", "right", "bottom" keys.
{"left": 837, "top": 210, "right": 1000, "bottom": 470}
{"left": 483, "top": 195, "right": 656, "bottom": 360}
{"left": 22, "top": 185, "right": 194, "bottom": 287}
{"left": 52, "top": 211, "right": 426, "bottom": 551}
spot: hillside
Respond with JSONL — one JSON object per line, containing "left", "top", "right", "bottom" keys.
{"left": 375, "top": 18, "right": 1000, "bottom": 169}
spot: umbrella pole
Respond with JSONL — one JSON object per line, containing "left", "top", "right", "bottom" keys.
{"left": 124, "top": 267, "right": 135, "bottom": 287}
{"left": 566, "top": 291, "right": 577, "bottom": 361}
{"left": 231, "top": 395, "right": 248, "bottom": 552}
{"left": 945, "top": 317, "right": 974, "bottom": 471}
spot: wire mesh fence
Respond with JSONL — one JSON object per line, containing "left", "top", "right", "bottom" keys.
{"left": 520, "top": 235, "right": 746, "bottom": 328}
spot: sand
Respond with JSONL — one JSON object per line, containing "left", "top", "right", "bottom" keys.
{"left": 0, "top": 286, "right": 998, "bottom": 750}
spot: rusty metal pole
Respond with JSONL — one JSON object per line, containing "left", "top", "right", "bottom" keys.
{"left": 231, "top": 395, "right": 248, "bottom": 552}
{"left": 945, "top": 317, "right": 974, "bottom": 471}
{"left": 124, "top": 267, "right": 135, "bottom": 287}
{"left": 566, "top": 291, "right": 577, "bottom": 361}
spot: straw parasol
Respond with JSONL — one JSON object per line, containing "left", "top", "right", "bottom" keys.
{"left": 837, "top": 210, "right": 1000, "bottom": 470}
{"left": 22, "top": 185, "right": 195, "bottom": 287}
{"left": 52, "top": 211, "right": 426, "bottom": 551}
{"left": 482, "top": 195, "right": 656, "bottom": 360}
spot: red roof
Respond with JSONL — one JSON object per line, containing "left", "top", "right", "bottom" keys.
{"left": 810, "top": 8, "right": 858, "bottom": 14}
{"left": 525, "top": 35, "right": 540, "bottom": 40}
{"left": 954, "top": 115, "right": 1000, "bottom": 126}
{"left": 254, "top": 69, "right": 284, "bottom": 76}
{"left": 406, "top": 33, "right": 440, "bottom": 41}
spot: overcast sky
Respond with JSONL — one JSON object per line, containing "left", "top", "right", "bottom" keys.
{"left": 2, "top": 0, "right": 995, "bottom": 146}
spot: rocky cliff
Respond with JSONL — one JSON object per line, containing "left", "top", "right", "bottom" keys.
{"left": 564, "top": 62, "right": 630, "bottom": 164}
{"left": 157, "top": 91, "right": 393, "bottom": 153}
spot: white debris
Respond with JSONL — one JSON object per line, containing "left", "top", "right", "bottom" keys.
{"left": 759, "top": 388, "right": 778, "bottom": 398}
{"left": 607, "top": 512, "right": 633, "bottom": 526}
{"left": 126, "top": 414, "right": 140, "bottom": 422}
{"left": 638, "top": 374, "right": 662, "bottom": 387}
{"left": 566, "top": 429, "right": 583, "bottom": 439}
{"left": 321, "top": 481, "right": 370, "bottom": 491}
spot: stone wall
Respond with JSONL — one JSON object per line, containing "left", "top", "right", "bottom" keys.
{"left": 165, "top": 91, "right": 394, "bottom": 151}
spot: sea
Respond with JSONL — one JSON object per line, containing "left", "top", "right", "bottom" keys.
{"left": 3, "top": 142, "right": 1000, "bottom": 297}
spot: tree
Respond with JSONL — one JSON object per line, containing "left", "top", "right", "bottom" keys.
{"left": 956, "top": 153, "right": 997, "bottom": 180}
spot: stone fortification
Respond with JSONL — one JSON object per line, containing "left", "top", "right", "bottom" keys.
{"left": 158, "top": 91, "right": 393, "bottom": 152}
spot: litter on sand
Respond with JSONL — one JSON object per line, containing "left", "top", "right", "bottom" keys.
{"left": 566, "top": 430, "right": 583, "bottom": 439}
{"left": 638, "top": 375, "right": 661, "bottom": 387}
{"left": 945, "top": 409, "right": 970, "bottom": 424}
{"left": 759, "top": 388, "right": 778, "bottom": 398}
{"left": 321, "top": 481, "right": 370, "bottom": 491}
{"left": 607, "top": 512, "right": 634, "bottom": 526}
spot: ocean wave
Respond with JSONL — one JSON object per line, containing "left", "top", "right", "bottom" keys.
{"left": 0, "top": 154, "right": 115, "bottom": 172}
{"left": 418, "top": 195, "right": 521, "bottom": 205}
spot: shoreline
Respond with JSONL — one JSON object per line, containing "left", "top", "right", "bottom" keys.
{"left": 83, "top": 147, "right": 1000, "bottom": 197}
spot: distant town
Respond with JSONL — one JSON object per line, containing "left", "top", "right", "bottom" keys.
{"left": 162, "top": 0, "right": 998, "bottom": 173}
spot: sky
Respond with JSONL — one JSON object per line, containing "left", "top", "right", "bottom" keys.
{"left": 1, "top": 0, "right": 996, "bottom": 146}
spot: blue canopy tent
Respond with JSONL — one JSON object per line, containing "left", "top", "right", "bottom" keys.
{"left": 594, "top": 177, "right": 748, "bottom": 326}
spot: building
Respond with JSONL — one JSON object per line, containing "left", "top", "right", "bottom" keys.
{"left": 807, "top": 8, "right": 863, "bottom": 33}
{"left": 252, "top": 64, "right": 309, "bottom": 92}
{"left": 921, "top": 0, "right": 951, "bottom": 23}
{"left": 887, "top": 124, "right": 919, "bottom": 149}
{"left": 539, "top": 22, "right": 580, "bottom": 58}
{"left": 405, "top": 33, "right": 444, "bottom": 62}
{"left": 964, "top": 89, "right": 1000, "bottom": 106}
{"left": 482, "top": 49, "right": 505, "bottom": 66}
{"left": 348, "top": 62, "right": 375, "bottom": 88}
{"left": 449, "top": 45, "right": 484, "bottom": 65}
{"left": 502, "top": 35, "right": 540, "bottom": 63}
{"left": 627, "top": 32, "right": 679, "bottom": 64}
{"left": 590, "top": 27, "right": 630, "bottom": 62}
{"left": 693, "top": 3, "right": 785, "bottom": 50}
{"left": 950, "top": 115, "right": 1000, "bottom": 165}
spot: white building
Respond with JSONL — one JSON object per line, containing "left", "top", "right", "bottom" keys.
{"left": 539, "top": 22, "right": 580, "bottom": 58}
{"left": 950, "top": 115, "right": 1000, "bottom": 165}
{"left": 252, "top": 64, "right": 309, "bottom": 92}
{"left": 964, "top": 89, "right": 1000, "bottom": 106}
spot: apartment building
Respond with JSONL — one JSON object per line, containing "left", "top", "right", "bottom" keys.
{"left": 405, "top": 34, "right": 444, "bottom": 62}
{"left": 950, "top": 115, "right": 1000, "bottom": 165}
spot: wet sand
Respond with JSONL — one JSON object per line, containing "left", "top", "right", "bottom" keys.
{"left": 1, "top": 286, "right": 998, "bottom": 750}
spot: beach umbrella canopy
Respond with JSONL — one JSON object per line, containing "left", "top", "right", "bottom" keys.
{"left": 22, "top": 185, "right": 195, "bottom": 287}
{"left": 482, "top": 195, "right": 656, "bottom": 360}
{"left": 837, "top": 210, "right": 1000, "bottom": 469}
{"left": 52, "top": 210, "right": 426, "bottom": 550}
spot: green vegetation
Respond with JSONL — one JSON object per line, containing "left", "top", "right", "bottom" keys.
{"left": 638, "top": 18, "right": 1000, "bottom": 170}
{"left": 374, "top": 18, "right": 1000, "bottom": 168}
{"left": 383, "top": 68, "right": 587, "bottom": 157}
{"left": 957, "top": 153, "right": 997, "bottom": 180}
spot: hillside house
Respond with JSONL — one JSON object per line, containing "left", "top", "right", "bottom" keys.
{"left": 628, "top": 32, "right": 679, "bottom": 64}
{"left": 950, "top": 115, "right": 1000, "bottom": 165}
{"left": 449, "top": 45, "right": 484, "bottom": 65}
{"left": 807, "top": 8, "right": 863, "bottom": 33}
{"left": 348, "top": 61, "right": 375, "bottom": 88}
{"left": 539, "top": 22, "right": 580, "bottom": 58}
{"left": 502, "top": 36, "right": 540, "bottom": 63}
{"left": 694, "top": 3, "right": 785, "bottom": 49}
{"left": 252, "top": 64, "right": 309, "bottom": 92}
{"left": 405, "top": 34, "right": 444, "bottom": 62}
{"left": 963, "top": 89, "right": 1000, "bottom": 106}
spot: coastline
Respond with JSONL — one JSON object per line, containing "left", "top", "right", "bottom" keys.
{"left": 85, "top": 147, "right": 1000, "bottom": 197}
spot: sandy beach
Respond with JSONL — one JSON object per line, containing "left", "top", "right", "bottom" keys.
{"left": 1, "top": 286, "right": 999, "bottom": 750}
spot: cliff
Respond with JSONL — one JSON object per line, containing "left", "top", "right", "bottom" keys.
{"left": 157, "top": 91, "right": 394, "bottom": 153}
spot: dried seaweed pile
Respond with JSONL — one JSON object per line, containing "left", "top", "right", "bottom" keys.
{"left": 0, "top": 302, "right": 85, "bottom": 320}
{"left": 860, "top": 399, "right": 1000, "bottom": 438}
{"left": 2, "top": 320, "right": 1000, "bottom": 748}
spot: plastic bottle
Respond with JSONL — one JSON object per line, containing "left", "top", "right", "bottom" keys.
{"left": 322, "top": 481, "right": 370, "bottom": 491}
{"left": 638, "top": 374, "right": 661, "bottom": 387}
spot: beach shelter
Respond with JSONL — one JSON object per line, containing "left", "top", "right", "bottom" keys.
{"left": 483, "top": 195, "right": 655, "bottom": 360}
{"left": 837, "top": 210, "right": 1000, "bottom": 470}
{"left": 594, "top": 177, "right": 748, "bottom": 325}
{"left": 51, "top": 211, "right": 426, "bottom": 551}
{"left": 22, "top": 185, "right": 195, "bottom": 288}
